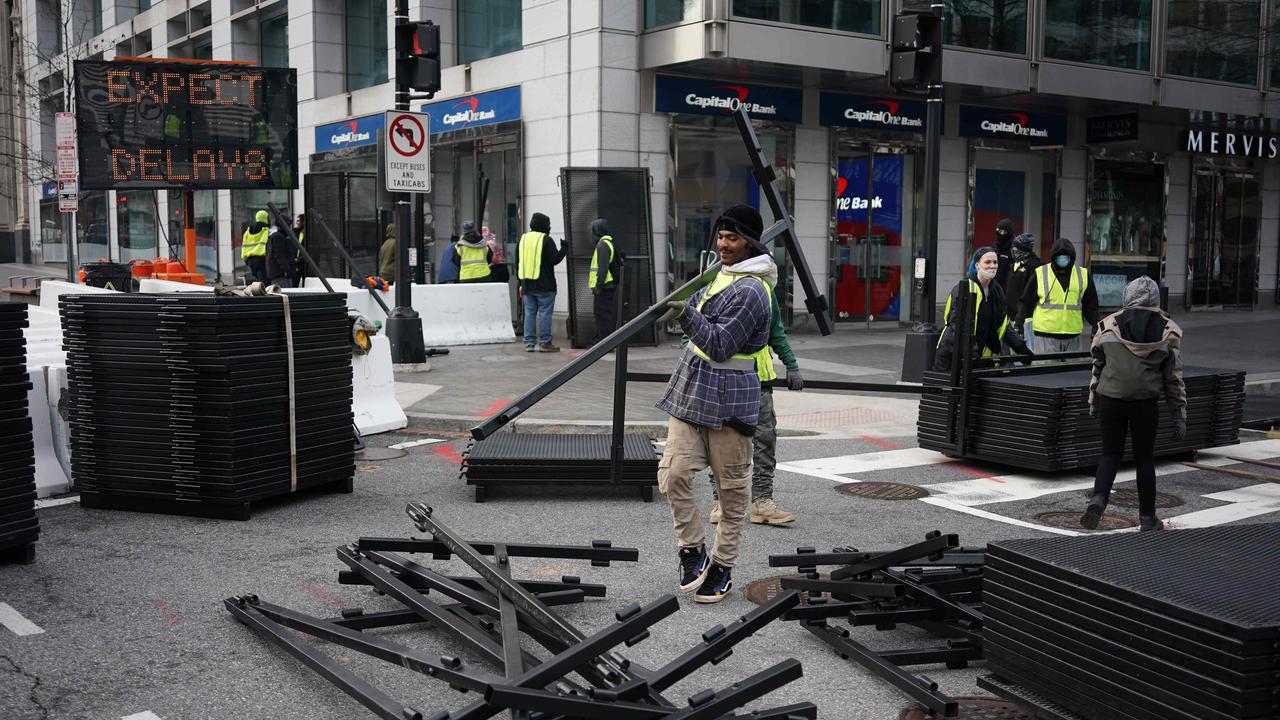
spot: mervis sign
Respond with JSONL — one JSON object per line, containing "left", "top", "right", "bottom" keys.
{"left": 420, "top": 86, "right": 521, "bottom": 135}
{"left": 1181, "top": 129, "right": 1280, "bottom": 159}
{"left": 819, "top": 92, "right": 926, "bottom": 132}
{"left": 959, "top": 106, "right": 1066, "bottom": 146}
{"left": 315, "top": 114, "right": 384, "bottom": 153}
{"left": 654, "top": 76, "right": 802, "bottom": 123}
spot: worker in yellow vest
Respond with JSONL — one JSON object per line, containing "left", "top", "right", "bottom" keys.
{"left": 517, "top": 212, "right": 565, "bottom": 352}
{"left": 654, "top": 204, "right": 774, "bottom": 604}
{"left": 1017, "top": 237, "right": 1099, "bottom": 355}
{"left": 587, "top": 218, "right": 622, "bottom": 345}
{"left": 241, "top": 209, "right": 271, "bottom": 284}
{"left": 452, "top": 221, "right": 493, "bottom": 283}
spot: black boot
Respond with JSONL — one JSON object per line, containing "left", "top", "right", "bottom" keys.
{"left": 1080, "top": 493, "right": 1108, "bottom": 530}
{"left": 1139, "top": 515, "right": 1164, "bottom": 532}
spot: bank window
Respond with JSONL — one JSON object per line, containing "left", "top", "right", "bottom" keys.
{"left": 732, "top": 0, "right": 880, "bottom": 35}
{"left": 902, "top": 0, "right": 1027, "bottom": 54}
{"left": 646, "top": 0, "right": 699, "bottom": 28}
{"left": 345, "top": 0, "right": 387, "bottom": 91}
{"left": 261, "top": 12, "right": 289, "bottom": 68}
{"left": 458, "top": 0, "right": 521, "bottom": 64}
{"left": 1044, "top": 0, "right": 1151, "bottom": 70}
{"left": 1165, "top": 0, "right": 1260, "bottom": 85}
{"left": 116, "top": 191, "right": 159, "bottom": 263}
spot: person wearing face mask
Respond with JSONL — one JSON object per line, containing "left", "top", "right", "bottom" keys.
{"left": 933, "top": 247, "right": 1033, "bottom": 372}
{"left": 1004, "top": 233, "right": 1042, "bottom": 343}
{"left": 1082, "top": 276, "right": 1185, "bottom": 532}
{"left": 1018, "top": 237, "right": 1099, "bottom": 355}
{"left": 992, "top": 218, "right": 1015, "bottom": 289}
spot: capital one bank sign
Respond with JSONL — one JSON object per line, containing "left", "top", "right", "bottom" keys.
{"left": 655, "top": 76, "right": 802, "bottom": 123}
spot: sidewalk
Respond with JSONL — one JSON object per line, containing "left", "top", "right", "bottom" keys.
{"left": 394, "top": 306, "right": 1280, "bottom": 438}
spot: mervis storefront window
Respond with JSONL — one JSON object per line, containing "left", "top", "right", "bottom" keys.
{"left": 904, "top": 0, "right": 1027, "bottom": 54}
{"left": 732, "top": 0, "right": 880, "bottom": 35}
{"left": 1044, "top": 0, "right": 1151, "bottom": 70}
{"left": 1087, "top": 160, "right": 1165, "bottom": 308}
{"left": 458, "top": 0, "right": 522, "bottom": 63}
{"left": 1165, "top": 0, "right": 1260, "bottom": 85}
{"left": 646, "top": 0, "right": 699, "bottom": 28}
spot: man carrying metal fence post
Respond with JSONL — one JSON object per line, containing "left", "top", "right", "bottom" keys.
{"left": 654, "top": 204, "right": 774, "bottom": 604}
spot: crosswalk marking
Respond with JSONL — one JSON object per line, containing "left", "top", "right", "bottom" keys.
{"left": 122, "top": 712, "right": 164, "bottom": 720}
{"left": 387, "top": 438, "right": 444, "bottom": 450}
{"left": 1165, "top": 484, "right": 1280, "bottom": 528}
{"left": 0, "top": 602, "right": 44, "bottom": 636}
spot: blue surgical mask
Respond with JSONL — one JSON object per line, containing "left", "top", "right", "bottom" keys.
{"left": 1054, "top": 255, "right": 1071, "bottom": 268}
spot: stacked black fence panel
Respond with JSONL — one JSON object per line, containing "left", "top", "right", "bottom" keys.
{"left": 462, "top": 432, "right": 658, "bottom": 501}
{"left": 918, "top": 365, "right": 1245, "bottom": 472}
{"left": 983, "top": 525, "right": 1280, "bottom": 720}
{"left": 559, "top": 167, "right": 656, "bottom": 348}
{"left": 0, "top": 304, "right": 37, "bottom": 563}
{"left": 61, "top": 293, "right": 354, "bottom": 519}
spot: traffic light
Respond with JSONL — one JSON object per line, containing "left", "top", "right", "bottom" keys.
{"left": 890, "top": 11, "right": 943, "bottom": 92}
{"left": 396, "top": 20, "right": 440, "bottom": 95}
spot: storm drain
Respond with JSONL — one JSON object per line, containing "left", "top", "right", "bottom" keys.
{"left": 898, "top": 697, "right": 1031, "bottom": 720}
{"left": 1034, "top": 511, "right": 1139, "bottom": 531}
{"left": 835, "top": 482, "right": 930, "bottom": 500}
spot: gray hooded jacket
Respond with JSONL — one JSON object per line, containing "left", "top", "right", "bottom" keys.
{"left": 1088, "top": 280, "right": 1186, "bottom": 419}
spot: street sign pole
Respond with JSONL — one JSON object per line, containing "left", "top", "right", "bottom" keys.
{"left": 56, "top": 111, "right": 79, "bottom": 282}
{"left": 386, "top": 0, "right": 427, "bottom": 364}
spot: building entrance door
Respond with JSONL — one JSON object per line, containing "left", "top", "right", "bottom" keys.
{"left": 1188, "top": 170, "right": 1260, "bottom": 309}
{"left": 833, "top": 148, "right": 914, "bottom": 323}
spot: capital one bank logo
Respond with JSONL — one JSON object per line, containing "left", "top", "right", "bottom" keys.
{"left": 834, "top": 177, "right": 883, "bottom": 211}
{"left": 330, "top": 120, "right": 372, "bottom": 146}
{"left": 980, "top": 112, "right": 1049, "bottom": 139}
{"left": 845, "top": 100, "right": 922, "bottom": 129}
{"left": 443, "top": 97, "right": 497, "bottom": 127}
{"left": 684, "top": 85, "right": 778, "bottom": 116}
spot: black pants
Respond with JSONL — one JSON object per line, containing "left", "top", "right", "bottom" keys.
{"left": 1092, "top": 395, "right": 1159, "bottom": 516}
{"left": 245, "top": 256, "right": 270, "bottom": 284}
{"left": 592, "top": 286, "right": 618, "bottom": 345}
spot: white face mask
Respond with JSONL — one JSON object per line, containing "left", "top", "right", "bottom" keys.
{"left": 976, "top": 267, "right": 997, "bottom": 282}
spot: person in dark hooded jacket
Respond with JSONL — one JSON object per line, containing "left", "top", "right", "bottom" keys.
{"left": 1003, "top": 233, "right": 1042, "bottom": 327}
{"left": 933, "top": 247, "right": 1032, "bottom": 372}
{"left": 265, "top": 222, "right": 298, "bottom": 287}
{"left": 1081, "top": 276, "right": 1186, "bottom": 533}
{"left": 588, "top": 218, "right": 622, "bottom": 345}
{"left": 992, "top": 218, "right": 1015, "bottom": 289}
{"left": 517, "top": 212, "right": 566, "bottom": 351}
{"left": 1017, "top": 237, "right": 1098, "bottom": 354}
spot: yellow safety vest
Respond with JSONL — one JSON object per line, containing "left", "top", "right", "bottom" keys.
{"left": 689, "top": 273, "right": 777, "bottom": 382}
{"left": 517, "top": 231, "right": 546, "bottom": 280}
{"left": 938, "top": 279, "right": 1008, "bottom": 358}
{"left": 241, "top": 226, "right": 269, "bottom": 259}
{"left": 457, "top": 245, "right": 492, "bottom": 282}
{"left": 1032, "top": 264, "right": 1089, "bottom": 335}
{"left": 589, "top": 236, "right": 615, "bottom": 289}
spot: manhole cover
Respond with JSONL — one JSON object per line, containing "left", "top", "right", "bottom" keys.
{"left": 1086, "top": 489, "right": 1183, "bottom": 509}
{"left": 356, "top": 447, "right": 408, "bottom": 461}
{"left": 899, "top": 697, "right": 1031, "bottom": 720}
{"left": 745, "top": 575, "right": 829, "bottom": 606}
{"left": 835, "top": 482, "right": 929, "bottom": 500}
{"left": 1035, "top": 511, "right": 1138, "bottom": 530}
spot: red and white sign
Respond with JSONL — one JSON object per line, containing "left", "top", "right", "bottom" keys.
{"left": 55, "top": 111, "right": 79, "bottom": 180}
{"left": 384, "top": 110, "right": 430, "bottom": 193}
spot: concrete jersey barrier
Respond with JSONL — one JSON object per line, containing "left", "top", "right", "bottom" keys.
{"left": 303, "top": 278, "right": 515, "bottom": 346}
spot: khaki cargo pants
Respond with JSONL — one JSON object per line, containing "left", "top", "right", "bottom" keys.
{"left": 657, "top": 416, "right": 751, "bottom": 568}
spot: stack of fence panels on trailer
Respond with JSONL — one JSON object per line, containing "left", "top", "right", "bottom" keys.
{"left": 0, "top": 304, "right": 37, "bottom": 562}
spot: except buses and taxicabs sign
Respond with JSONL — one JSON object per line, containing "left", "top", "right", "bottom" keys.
{"left": 74, "top": 59, "right": 298, "bottom": 190}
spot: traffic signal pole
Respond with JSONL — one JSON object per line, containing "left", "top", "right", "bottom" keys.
{"left": 386, "top": 0, "right": 427, "bottom": 364}
{"left": 922, "top": 3, "right": 944, "bottom": 325}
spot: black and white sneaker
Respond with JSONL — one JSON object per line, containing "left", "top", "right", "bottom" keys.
{"left": 678, "top": 545, "right": 710, "bottom": 592}
{"left": 693, "top": 563, "right": 733, "bottom": 604}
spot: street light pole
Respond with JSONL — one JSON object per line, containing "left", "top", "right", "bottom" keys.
{"left": 385, "top": 0, "right": 427, "bottom": 364}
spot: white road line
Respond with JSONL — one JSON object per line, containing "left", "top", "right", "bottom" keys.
{"left": 122, "top": 712, "right": 164, "bottom": 720}
{"left": 777, "top": 447, "right": 951, "bottom": 480}
{"left": 0, "top": 602, "right": 44, "bottom": 636}
{"left": 35, "top": 496, "right": 80, "bottom": 510}
{"left": 918, "top": 497, "right": 1083, "bottom": 536}
{"left": 1165, "top": 484, "right": 1280, "bottom": 529}
{"left": 387, "top": 438, "right": 444, "bottom": 450}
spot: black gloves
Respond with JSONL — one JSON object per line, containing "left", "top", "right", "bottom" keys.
{"left": 657, "top": 300, "right": 688, "bottom": 325}
{"left": 1172, "top": 416, "right": 1187, "bottom": 441}
{"left": 592, "top": 286, "right": 600, "bottom": 296}
{"left": 786, "top": 368, "right": 804, "bottom": 391}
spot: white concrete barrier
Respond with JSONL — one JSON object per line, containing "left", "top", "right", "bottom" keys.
{"left": 38, "top": 280, "right": 115, "bottom": 312}
{"left": 137, "top": 278, "right": 213, "bottom": 293}
{"left": 352, "top": 334, "right": 407, "bottom": 435}
{"left": 303, "top": 278, "right": 514, "bottom": 346}
{"left": 28, "top": 366, "right": 70, "bottom": 497}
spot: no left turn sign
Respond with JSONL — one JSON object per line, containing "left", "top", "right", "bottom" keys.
{"left": 384, "top": 110, "right": 431, "bottom": 193}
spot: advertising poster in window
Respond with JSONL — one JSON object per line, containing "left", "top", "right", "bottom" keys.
{"left": 835, "top": 156, "right": 903, "bottom": 319}
{"left": 1088, "top": 161, "right": 1164, "bottom": 308}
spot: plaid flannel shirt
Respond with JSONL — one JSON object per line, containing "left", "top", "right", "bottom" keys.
{"left": 656, "top": 275, "right": 771, "bottom": 430}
